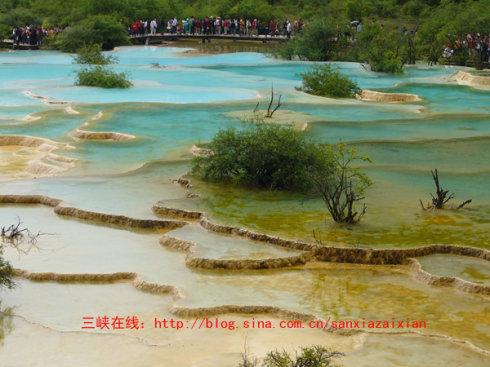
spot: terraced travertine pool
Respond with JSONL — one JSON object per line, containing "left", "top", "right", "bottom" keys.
{"left": 0, "top": 46, "right": 489, "bottom": 366}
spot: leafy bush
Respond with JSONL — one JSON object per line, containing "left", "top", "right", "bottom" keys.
{"left": 0, "top": 24, "right": 10, "bottom": 39}
{"left": 193, "top": 124, "right": 371, "bottom": 223}
{"left": 56, "top": 14, "right": 128, "bottom": 52}
{"left": 311, "top": 144, "right": 372, "bottom": 224}
{"left": 0, "top": 247, "right": 14, "bottom": 290}
{"left": 231, "top": 0, "right": 275, "bottom": 22}
{"left": 239, "top": 345, "right": 344, "bottom": 367}
{"left": 401, "top": 0, "right": 428, "bottom": 17}
{"left": 368, "top": 50, "right": 404, "bottom": 74}
{"left": 0, "top": 7, "right": 39, "bottom": 28}
{"left": 278, "top": 18, "right": 346, "bottom": 61}
{"left": 75, "top": 66, "right": 132, "bottom": 88}
{"left": 298, "top": 64, "right": 361, "bottom": 98}
{"left": 357, "top": 23, "right": 405, "bottom": 73}
{"left": 416, "top": 0, "right": 490, "bottom": 67}
{"left": 192, "top": 124, "right": 328, "bottom": 192}
{"left": 74, "top": 44, "right": 117, "bottom": 65}
{"left": 74, "top": 42, "right": 130, "bottom": 88}
{"left": 346, "top": 0, "right": 365, "bottom": 20}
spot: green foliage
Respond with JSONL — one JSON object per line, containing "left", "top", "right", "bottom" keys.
{"left": 0, "top": 7, "right": 39, "bottom": 28}
{"left": 56, "top": 15, "right": 129, "bottom": 52}
{"left": 239, "top": 345, "right": 344, "bottom": 367}
{"left": 74, "top": 44, "right": 117, "bottom": 65}
{"left": 2, "top": 1, "right": 487, "bottom": 66}
{"left": 181, "top": 0, "right": 277, "bottom": 20}
{"left": 357, "top": 22, "right": 405, "bottom": 73}
{"left": 417, "top": 0, "right": 490, "bottom": 66}
{"left": 0, "top": 246, "right": 14, "bottom": 290}
{"left": 192, "top": 124, "right": 328, "bottom": 192}
{"left": 346, "top": 0, "right": 365, "bottom": 20}
{"left": 299, "top": 64, "right": 361, "bottom": 98}
{"left": 278, "top": 18, "right": 345, "bottom": 61}
{"left": 193, "top": 123, "right": 371, "bottom": 223}
{"left": 231, "top": 0, "right": 275, "bottom": 21}
{"left": 311, "top": 144, "right": 372, "bottom": 224}
{"left": 0, "top": 24, "right": 11, "bottom": 39}
{"left": 0, "top": 302, "right": 14, "bottom": 344}
{"left": 74, "top": 39, "right": 130, "bottom": 88}
{"left": 75, "top": 66, "right": 132, "bottom": 88}
{"left": 401, "top": 0, "right": 428, "bottom": 17}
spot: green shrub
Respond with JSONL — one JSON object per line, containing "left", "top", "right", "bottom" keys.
{"left": 312, "top": 144, "right": 372, "bottom": 224}
{"left": 278, "top": 18, "right": 346, "bottom": 61}
{"left": 416, "top": 0, "right": 490, "bottom": 67}
{"left": 192, "top": 124, "right": 329, "bottom": 192}
{"left": 194, "top": 124, "right": 371, "bottom": 223}
{"left": 0, "top": 24, "right": 10, "bottom": 39}
{"left": 346, "top": 0, "right": 365, "bottom": 20}
{"left": 56, "top": 14, "right": 128, "bottom": 52}
{"left": 74, "top": 44, "right": 117, "bottom": 65}
{"left": 0, "top": 8, "right": 39, "bottom": 28}
{"left": 401, "top": 0, "right": 428, "bottom": 17}
{"left": 357, "top": 23, "right": 405, "bottom": 74}
{"left": 369, "top": 51, "right": 404, "bottom": 74}
{"left": 239, "top": 345, "right": 344, "bottom": 367}
{"left": 75, "top": 66, "right": 132, "bottom": 88}
{"left": 298, "top": 64, "right": 361, "bottom": 98}
{"left": 0, "top": 247, "right": 14, "bottom": 290}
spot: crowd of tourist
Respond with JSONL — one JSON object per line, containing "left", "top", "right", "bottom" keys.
{"left": 442, "top": 33, "right": 490, "bottom": 63}
{"left": 10, "top": 26, "right": 61, "bottom": 46}
{"left": 7, "top": 18, "right": 489, "bottom": 67}
{"left": 129, "top": 17, "right": 304, "bottom": 38}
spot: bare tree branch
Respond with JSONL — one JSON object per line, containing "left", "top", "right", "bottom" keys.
{"left": 420, "top": 169, "right": 471, "bottom": 210}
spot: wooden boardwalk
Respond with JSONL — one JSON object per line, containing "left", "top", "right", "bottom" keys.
{"left": 1, "top": 39, "right": 39, "bottom": 50}
{"left": 1, "top": 33, "right": 288, "bottom": 50}
{"left": 130, "top": 33, "right": 289, "bottom": 44}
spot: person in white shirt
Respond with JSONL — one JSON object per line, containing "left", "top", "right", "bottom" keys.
{"left": 150, "top": 19, "right": 157, "bottom": 35}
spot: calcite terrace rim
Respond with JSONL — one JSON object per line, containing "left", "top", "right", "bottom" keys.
{"left": 407, "top": 257, "right": 490, "bottom": 295}
{"left": 9, "top": 267, "right": 490, "bottom": 357}
{"left": 159, "top": 234, "right": 310, "bottom": 270}
{"left": 2, "top": 193, "right": 490, "bottom": 357}
{"left": 12, "top": 268, "right": 182, "bottom": 299}
{"left": 2, "top": 193, "right": 489, "bottom": 289}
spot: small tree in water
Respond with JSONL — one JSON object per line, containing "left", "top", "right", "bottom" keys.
{"left": 298, "top": 65, "right": 361, "bottom": 98}
{"left": 192, "top": 124, "right": 323, "bottom": 192}
{"left": 311, "top": 144, "right": 371, "bottom": 224}
{"left": 74, "top": 43, "right": 132, "bottom": 89}
{"left": 1, "top": 218, "right": 51, "bottom": 290}
{"left": 192, "top": 125, "right": 371, "bottom": 224}
{"left": 76, "top": 66, "right": 132, "bottom": 88}
{"left": 74, "top": 44, "right": 117, "bottom": 65}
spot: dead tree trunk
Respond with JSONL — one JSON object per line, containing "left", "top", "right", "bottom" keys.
{"left": 265, "top": 85, "right": 282, "bottom": 118}
{"left": 1, "top": 218, "right": 47, "bottom": 249}
{"left": 420, "top": 169, "right": 472, "bottom": 210}
{"left": 430, "top": 168, "right": 453, "bottom": 209}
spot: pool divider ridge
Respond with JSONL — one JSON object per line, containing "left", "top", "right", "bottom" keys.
{"left": 2, "top": 194, "right": 489, "bottom": 292}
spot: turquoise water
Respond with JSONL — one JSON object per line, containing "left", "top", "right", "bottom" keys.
{"left": 0, "top": 46, "right": 489, "bottom": 246}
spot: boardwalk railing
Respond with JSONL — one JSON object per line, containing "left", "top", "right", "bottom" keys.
{"left": 130, "top": 32, "right": 290, "bottom": 43}
{"left": 2, "top": 33, "right": 289, "bottom": 50}
{"left": 1, "top": 39, "right": 40, "bottom": 49}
